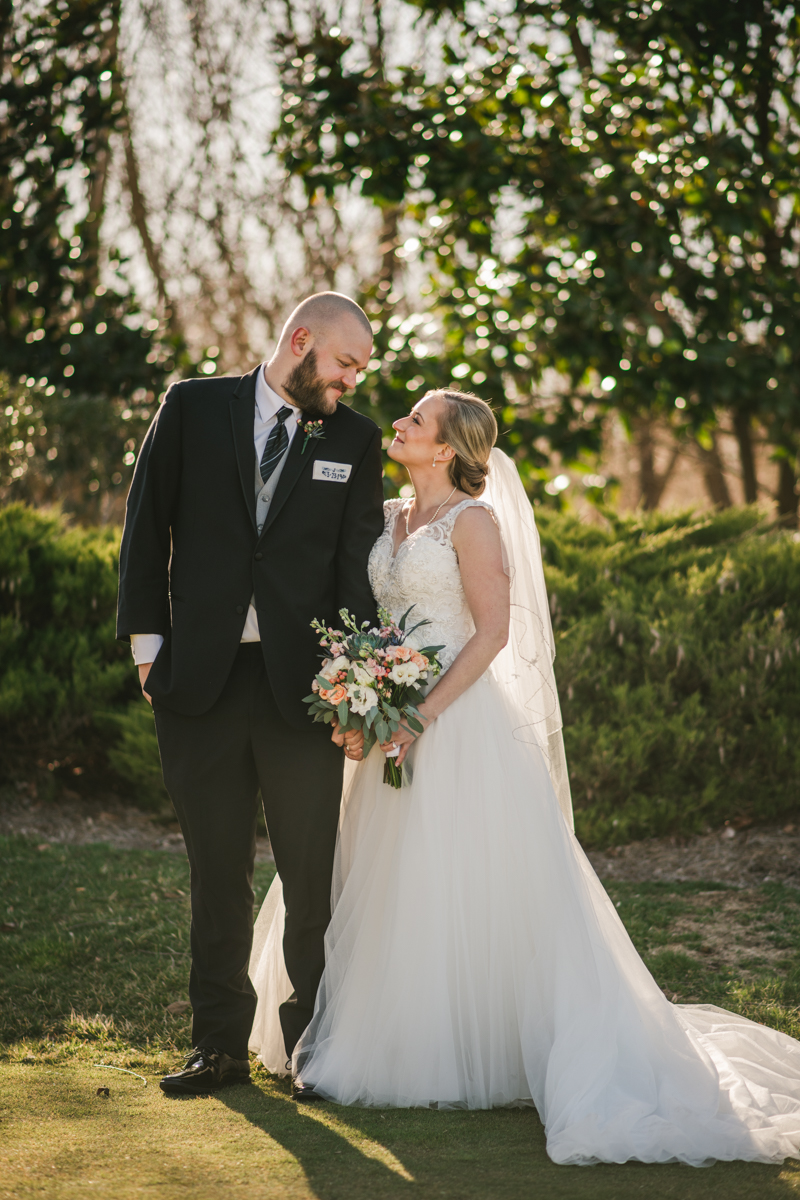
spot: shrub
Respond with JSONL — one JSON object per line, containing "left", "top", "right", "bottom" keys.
{"left": 537, "top": 506, "right": 800, "bottom": 846}
{"left": 99, "top": 699, "right": 170, "bottom": 812}
{"left": 0, "top": 374, "right": 154, "bottom": 523}
{"left": 3, "top": 500, "right": 800, "bottom": 845}
{"left": 0, "top": 504, "right": 139, "bottom": 798}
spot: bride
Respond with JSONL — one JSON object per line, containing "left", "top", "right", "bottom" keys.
{"left": 249, "top": 388, "right": 800, "bottom": 1166}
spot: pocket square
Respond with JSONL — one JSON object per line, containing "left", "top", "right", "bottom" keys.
{"left": 313, "top": 460, "right": 352, "bottom": 483}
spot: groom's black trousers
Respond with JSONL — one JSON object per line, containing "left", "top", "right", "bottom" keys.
{"left": 154, "top": 643, "right": 343, "bottom": 1061}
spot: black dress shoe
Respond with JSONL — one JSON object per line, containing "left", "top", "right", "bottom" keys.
{"left": 160, "top": 1047, "right": 251, "bottom": 1096}
{"left": 292, "top": 1080, "right": 326, "bottom": 1103}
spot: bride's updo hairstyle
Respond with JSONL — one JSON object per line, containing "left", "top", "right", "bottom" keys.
{"left": 431, "top": 390, "right": 498, "bottom": 497}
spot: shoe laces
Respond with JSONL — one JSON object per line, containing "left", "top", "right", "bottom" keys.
{"left": 184, "top": 1046, "right": 220, "bottom": 1066}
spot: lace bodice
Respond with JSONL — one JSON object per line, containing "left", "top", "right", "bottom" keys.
{"left": 368, "top": 497, "right": 494, "bottom": 671}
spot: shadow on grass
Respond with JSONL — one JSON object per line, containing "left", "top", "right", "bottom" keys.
{"left": 220, "top": 1077, "right": 415, "bottom": 1199}
{"left": 221, "top": 1076, "right": 800, "bottom": 1200}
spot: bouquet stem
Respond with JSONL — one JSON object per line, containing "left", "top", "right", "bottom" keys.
{"left": 383, "top": 757, "right": 403, "bottom": 789}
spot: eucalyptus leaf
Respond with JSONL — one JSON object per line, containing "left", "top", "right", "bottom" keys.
{"left": 398, "top": 604, "right": 415, "bottom": 632}
{"left": 402, "top": 618, "right": 432, "bottom": 639}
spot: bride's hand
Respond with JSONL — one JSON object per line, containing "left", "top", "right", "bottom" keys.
{"left": 380, "top": 713, "right": 429, "bottom": 766}
{"left": 331, "top": 718, "right": 365, "bottom": 761}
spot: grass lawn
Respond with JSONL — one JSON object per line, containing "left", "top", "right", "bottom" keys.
{"left": 2, "top": 834, "right": 800, "bottom": 1199}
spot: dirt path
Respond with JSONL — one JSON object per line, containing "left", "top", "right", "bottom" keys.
{"left": 0, "top": 791, "right": 274, "bottom": 862}
{"left": 587, "top": 821, "right": 800, "bottom": 889}
{"left": 2, "top": 790, "right": 798, "bottom": 885}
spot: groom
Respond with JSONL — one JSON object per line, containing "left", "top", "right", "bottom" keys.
{"left": 116, "top": 292, "right": 383, "bottom": 1096}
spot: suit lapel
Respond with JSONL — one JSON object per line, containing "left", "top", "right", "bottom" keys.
{"left": 230, "top": 366, "right": 260, "bottom": 533}
{"left": 258, "top": 415, "right": 327, "bottom": 541}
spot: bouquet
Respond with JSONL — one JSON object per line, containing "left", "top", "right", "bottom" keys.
{"left": 303, "top": 606, "right": 443, "bottom": 787}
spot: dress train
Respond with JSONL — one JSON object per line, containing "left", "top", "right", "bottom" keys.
{"left": 250, "top": 674, "right": 800, "bottom": 1165}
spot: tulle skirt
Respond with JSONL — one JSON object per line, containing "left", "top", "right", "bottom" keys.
{"left": 249, "top": 673, "right": 800, "bottom": 1166}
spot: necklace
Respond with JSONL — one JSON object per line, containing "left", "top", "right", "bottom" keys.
{"left": 405, "top": 486, "right": 457, "bottom": 537}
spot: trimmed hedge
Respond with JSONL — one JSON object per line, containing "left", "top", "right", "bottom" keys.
{"left": 538, "top": 505, "right": 800, "bottom": 846}
{"left": 2, "top": 502, "right": 799, "bottom": 843}
{"left": 0, "top": 504, "right": 141, "bottom": 800}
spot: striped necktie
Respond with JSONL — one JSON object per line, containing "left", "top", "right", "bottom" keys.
{"left": 259, "top": 406, "right": 293, "bottom": 484}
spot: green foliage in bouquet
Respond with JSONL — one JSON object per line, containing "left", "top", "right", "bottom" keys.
{"left": 304, "top": 606, "right": 443, "bottom": 787}
{"left": 537, "top": 505, "right": 800, "bottom": 847}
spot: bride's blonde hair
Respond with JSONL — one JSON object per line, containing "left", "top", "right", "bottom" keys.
{"left": 429, "top": 390, "right": 498, "bottom": 497}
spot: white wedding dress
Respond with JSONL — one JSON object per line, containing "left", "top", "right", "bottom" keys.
{"left": 249, "top": 451, "right": 800, "bottom": 1166}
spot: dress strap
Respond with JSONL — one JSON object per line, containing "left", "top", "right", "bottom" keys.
{"left": 438, "top": 497, "right": 497, "bottom": 530}
{"left": 382, "top": 497, "right": 405, "bottom": 534}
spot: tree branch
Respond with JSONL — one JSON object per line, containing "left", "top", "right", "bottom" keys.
{"left": 568, "top": 21, "right": 591, "bottom": 73}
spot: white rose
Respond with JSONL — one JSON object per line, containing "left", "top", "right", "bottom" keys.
{"left": 388, "top": 662, "right": 420, "bottom": 685}
{"left": 352, "top": 663, "right": 376, "bottom": 685}
{"left": 320, "top": 655, "right": 349, "bottom": 682}
{"left": 346, "top": 683, "right": 378, "bottom": 716}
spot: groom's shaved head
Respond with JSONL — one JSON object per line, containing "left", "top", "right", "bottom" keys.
{"left": 267, "top": 290, "right": 373, "bottom": 419}
{"left": 280, "top": 292, "right": 372, "bottom": 345}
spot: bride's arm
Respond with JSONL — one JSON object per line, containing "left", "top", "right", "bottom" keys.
{"left": 385, "top": 506, "right": 509, "bottom": 764}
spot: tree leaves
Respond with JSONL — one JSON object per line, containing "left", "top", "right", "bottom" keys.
{"left": 273, "top": 3, "right": 800, "bottom": 519}
{"left": 0, "top": 1, "right": 173, "bottom": 397}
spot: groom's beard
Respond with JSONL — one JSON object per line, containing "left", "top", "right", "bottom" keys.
{"left": 282, "top": 349, "right": 346, "bottom": 419}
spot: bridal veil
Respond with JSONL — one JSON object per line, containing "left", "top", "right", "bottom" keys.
{"left": 483, "top": 447, "right": 573, "bottom": 827}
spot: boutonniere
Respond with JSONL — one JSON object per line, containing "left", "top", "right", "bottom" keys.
{"left": 298, "top": 418, "right": 326, "bottom": 454}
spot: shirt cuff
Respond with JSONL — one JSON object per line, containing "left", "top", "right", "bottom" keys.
{"left": 130, "top": 633, "right": 164, "bottom": 666}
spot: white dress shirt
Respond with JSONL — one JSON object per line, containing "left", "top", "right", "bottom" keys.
{"left": 130, "top": 365, "right": 299, "bottom": 666}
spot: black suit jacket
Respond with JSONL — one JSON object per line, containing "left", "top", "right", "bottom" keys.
{"left": 116, "top": 366, "right": 385, "bottom": 726}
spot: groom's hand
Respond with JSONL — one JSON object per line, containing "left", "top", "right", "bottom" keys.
{"left": 138, "top": 663, "right": 153, "bottom": 707}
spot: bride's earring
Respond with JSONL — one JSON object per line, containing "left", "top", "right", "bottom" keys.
{"left": 432, "top": 457, "right": 437, "bottom": 467}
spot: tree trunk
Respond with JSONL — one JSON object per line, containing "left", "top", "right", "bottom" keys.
{"left": 377, "top": 204, "right": 400, "bottom": 293}
{"left": 568, "top": 22, "right": 592, "bottom": 72}
{"left": 371, "top": 0, "right": 385, "bottom": 72}
{"left": 777, "top": 456, "right": 798, "bottom": 528}
{"left": 120, "top": 102, "right": 184, "bottom": 345}
{"left": 696, "top": 430, "right": 732, "bottom": 509}
{"left": 81, "top": 14, "right": 118, "bottom": 291}
{"left": 634, "top": 416, "right": 680, "bottom": 510}
{"left": 733, "top": 411, "right": 758, "bottom": 504}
